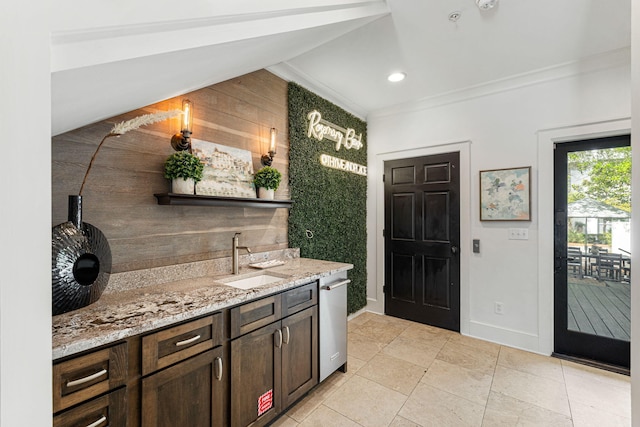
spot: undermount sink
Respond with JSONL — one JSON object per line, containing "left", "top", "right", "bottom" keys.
{"left": 217, "top": 271, "right": 291, "bottom": 290}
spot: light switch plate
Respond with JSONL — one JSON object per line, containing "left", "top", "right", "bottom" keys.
{"left": 508, "top": 228, "right": 529, "bottom": 240}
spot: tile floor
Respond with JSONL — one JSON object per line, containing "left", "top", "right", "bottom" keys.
{"left": 272, "top": 312, "right": 631, "bottom": 427}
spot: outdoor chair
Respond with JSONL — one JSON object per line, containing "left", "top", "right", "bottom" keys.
{"left": 594, "top": 253, "right": 623, "bottom": 281}
{"left": 588, "top": 247, "right": 609, "bottom": 276}
{"left": 567, "top": 247, "right": 583, "bottom": 279}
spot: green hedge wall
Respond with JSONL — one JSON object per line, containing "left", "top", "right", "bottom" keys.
{"left": 288, "top": 83, "right": 367, "bottom": 314}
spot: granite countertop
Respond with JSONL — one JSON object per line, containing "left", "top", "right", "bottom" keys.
{"left": 52, "top": 257, "right": 353, "bottom": 360}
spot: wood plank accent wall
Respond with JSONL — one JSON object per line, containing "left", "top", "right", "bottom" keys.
{"left": 52, "top": 70, "right": 289, "bottom": 273}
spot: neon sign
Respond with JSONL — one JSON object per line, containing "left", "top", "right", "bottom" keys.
{"left": 307, "top": 110, "right": 363, "bottom": 151}
{"left": 320, "top": 154, "right": 367, "bottom": 176}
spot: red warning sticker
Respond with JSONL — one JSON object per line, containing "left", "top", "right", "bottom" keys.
{"left": 258, "top": 389, "right": 273, "bottom": 417}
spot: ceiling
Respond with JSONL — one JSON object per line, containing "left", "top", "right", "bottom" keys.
{"left": 51, "top": 0, "right": 631, "bottom": 135}
{"left": 275, "top": 0, "right": 631, "bottom": 117}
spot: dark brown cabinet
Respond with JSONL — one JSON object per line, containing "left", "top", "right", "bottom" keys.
{"left": 141, "top": 346, "right": 227, "bottom": 427}
{"left": 53, "top": 387, "right": 126, "bottom": 427}
{"left": 281, "top": 306, "right": 318, "bottom": 408}
{"left": 53, "top": 342, "right": 128, "bottom": 427}
{"left": 140, "top": 314, "right": 228, "bottom": 427}
{"left": 230, "top": 283, "right": 318, "bottom": 427}
{"left": 53, "top": 281, "right": 321, "bottom": 427}
{"left": 230, "top": 320, "right": 282, "bottom": 427}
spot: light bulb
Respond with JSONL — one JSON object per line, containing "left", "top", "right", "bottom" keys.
{"left": 182, "top": 99, "right": 193, "bottom": 133}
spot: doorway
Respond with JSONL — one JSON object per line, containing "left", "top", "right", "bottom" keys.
{"left": 553, "top": 135, "right": 631, "bottom": 369}
{"left": 383, "top": 152, "right": 460, "bottom": 331}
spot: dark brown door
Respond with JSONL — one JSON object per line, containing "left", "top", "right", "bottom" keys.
{"left": 281, "top": 306, "right": 318, "bottom": 408}
{"left": 384, "top": 152, "right": 460, "bottom": 331}
{"left": 141, "top": 346, "right": 226, "bottom": 427}
{"left": 231, "top": 322, "right": 282, "bottom": 427}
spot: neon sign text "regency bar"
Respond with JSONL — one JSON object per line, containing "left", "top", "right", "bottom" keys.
{"left": 307, "top": 110, "right": 363, "bottom": 151}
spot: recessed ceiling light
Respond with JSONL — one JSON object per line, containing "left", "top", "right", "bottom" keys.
{"left": 476, "top": 0, "right": 498, "bottom": 10}
{"left": 387, "top": 72, "right": 406, "bottom": 83}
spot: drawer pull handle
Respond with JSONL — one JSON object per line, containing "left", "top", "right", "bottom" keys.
{"left": 283, "top": 326, "right": 290, "bottom": 344}
{"left": 66, "top": 369, "right": 107, "bottom": 388}
{"left": 215, "top": 357, "right": 223, "bottom": 381}
{"left": 175, "top": 334, "right": 201, "bottom": 347}
{"left": 322, "top": 279, "right": 351, "bottom": 291}
{"left": 85, "top": 416, "right": 107, "bottom": 427}
{"left": 275, "top": 329, "right": 283, "bottom": 348}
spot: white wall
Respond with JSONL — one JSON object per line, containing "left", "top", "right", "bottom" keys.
{"left": 630, "top": 1, "right": 639, "bottom": 425}
{"left": 0, "top": 0, "right": 52, "bottom": 425}
{"left": 366, "top": 57, "right": 631, "bottom": 355}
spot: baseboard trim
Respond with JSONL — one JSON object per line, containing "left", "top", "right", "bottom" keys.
{"left": 468, "top": 320, "right": 543, "bottom": 354}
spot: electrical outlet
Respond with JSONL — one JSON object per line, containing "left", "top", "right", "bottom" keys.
{"left": 495, "top": 302, "right": 504, "bottom": 315}
{"left": 508, "top": 228, "right": 529, "bottom": 240}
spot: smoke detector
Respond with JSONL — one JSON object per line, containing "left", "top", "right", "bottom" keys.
{"left": 476, "top": 0, "right": 498, "bottom": 10}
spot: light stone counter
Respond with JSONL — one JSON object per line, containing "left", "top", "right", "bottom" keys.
{"left": 52, "top": 254, "right": 352, "bottom": 360}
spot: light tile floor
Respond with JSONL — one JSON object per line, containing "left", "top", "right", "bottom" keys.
{"left": 272, "top": 312, "right": 631, "bottom": 427}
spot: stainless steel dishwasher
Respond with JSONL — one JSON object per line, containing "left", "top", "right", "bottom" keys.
{"left": 319, "top": 271, "right": 350, "bottom": 382}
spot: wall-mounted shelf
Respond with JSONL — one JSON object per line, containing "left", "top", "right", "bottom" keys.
{"left": 154, "top": 193, "right": 293, "bottom": 209}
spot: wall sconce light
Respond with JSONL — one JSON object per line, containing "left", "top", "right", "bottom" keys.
{"left": 261, "top": 128, "right": 277, "bottom": 166}
{"left": 171, "top": 99, "right": 194, "bottom": 151}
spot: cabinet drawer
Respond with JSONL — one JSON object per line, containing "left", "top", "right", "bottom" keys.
{"left": 230, "top": 295, "right": 282, "bottom": 339}
{"left": 53, "top": 342, "right": 127, "bottom": 413}
{"left": 142, "top": 313, "right": 222, "bottom": 376}
{"left": 53, "top": 387, "right": 126, "bottom": 427}
{"left": 282, "top": 282, "right": 317, "bottom": 317}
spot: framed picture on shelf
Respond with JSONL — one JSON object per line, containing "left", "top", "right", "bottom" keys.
{"left": 479, "top": 166, "right": 531, "bottom": 221}
{"left": 191, "top": 139, "right": 256, "bottom": 198}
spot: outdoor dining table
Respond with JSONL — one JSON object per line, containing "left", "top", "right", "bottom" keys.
{"left": 580, "top": 252, "right": 631, "bottom": 282}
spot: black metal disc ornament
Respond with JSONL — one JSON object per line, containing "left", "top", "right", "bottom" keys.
{"left": 52, "top": 195, "right": 111, "bottom": 315}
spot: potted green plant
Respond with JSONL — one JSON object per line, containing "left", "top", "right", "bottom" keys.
{"left": 164, "top": 151, "right": 204, "bottom": 194}
{"left": 253, "top": 166, "right": 282, "bottom": 200}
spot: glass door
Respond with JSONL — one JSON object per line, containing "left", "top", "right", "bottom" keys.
{"left": 554, "top": 135, "right": 631, "bottom": 369}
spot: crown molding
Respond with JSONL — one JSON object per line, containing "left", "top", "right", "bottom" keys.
{"left": 369, "top": 47, "right": 631, "bottom": 119}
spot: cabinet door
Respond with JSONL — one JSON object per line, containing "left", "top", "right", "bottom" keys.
{"left": 281, "top": 306, "right": 318, "bottom": 408}
{"left": 141, "top": 347, "right": 227, "bottom": 427}
{"left": 230, "top": 322, "right": 282, "bottom": 427}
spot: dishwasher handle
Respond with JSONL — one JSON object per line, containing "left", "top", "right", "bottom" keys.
{"left": 321, "top": 279, "right": 351, "bottom": 291}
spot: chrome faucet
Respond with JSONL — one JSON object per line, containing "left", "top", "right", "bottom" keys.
{"left": 232, "top": 232, "right": 251, "bottom": 274}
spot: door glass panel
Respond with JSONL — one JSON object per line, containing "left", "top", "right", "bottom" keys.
{"left": 566, "top": 146, "right": 631, "bottom": 341}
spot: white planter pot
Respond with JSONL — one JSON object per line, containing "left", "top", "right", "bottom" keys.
{"left": 258, "top": 187, "right": 275, "bottom": 200}
{"left": 172, "top": 178, "right": 195, "bottom": 194}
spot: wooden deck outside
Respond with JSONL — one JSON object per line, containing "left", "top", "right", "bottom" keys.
{"left": 567, "top": 278, "right": 631, "bottom": 341}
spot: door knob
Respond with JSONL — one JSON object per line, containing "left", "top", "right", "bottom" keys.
{"left": 451, "top": 246, "right": 458, "bottom": 254}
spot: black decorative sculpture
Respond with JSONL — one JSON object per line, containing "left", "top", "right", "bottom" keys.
{"left": 51, "top": 196, "right": 111, "bottom": 315}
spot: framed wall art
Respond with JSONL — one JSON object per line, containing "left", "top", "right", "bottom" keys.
{"left": 479, "top": 166, "right": 531, "bottom": 221}
{"left": 191, "top": 139, "right": 256, "bottom": 198}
